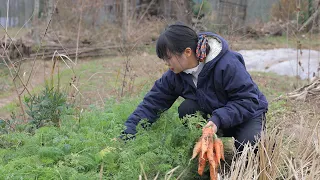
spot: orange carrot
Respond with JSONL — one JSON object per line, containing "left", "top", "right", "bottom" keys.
{"left": 201, "top": 127, "right": 213, "bottom": 158}
{"left": 201, "top": 136, "right": 208, "bottom": 158}
{"left": 219, "top": 139, "right": 225, "bottom": 161}
{"left": 191, "top": 139, "right": 202, "bottom": 160}
{"left": 213, "top": 141, "right": 220, "bottom": 163}
{"left": 209, "top": 162, "right": 218, "bottom": 180}
{"left": 198, "top": 152, "right": 207, "bottom": 176}
{"left": 207, "top": 136, "right": 214, "bottom": 164}
{"left": 214, "top": 138, "right": 224, "bottom": 163}
{"left": 202, "top": 127, "right": 213, "bottom": 137}
{"left": 191, "top": 127, "right": 223, "bottom": 178}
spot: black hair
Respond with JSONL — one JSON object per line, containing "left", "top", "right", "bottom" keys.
{"left": 156, "top": 23, "right": 210, "bottom": 60}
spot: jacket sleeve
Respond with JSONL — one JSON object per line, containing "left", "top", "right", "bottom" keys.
{"left": 209, "top": 57, "right": 260, "bottom": 129}
{"left": 124, "top": 71, "right": 179, "bottom": 134}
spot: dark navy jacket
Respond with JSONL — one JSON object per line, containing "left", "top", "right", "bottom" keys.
{"left": 124, "top": 32, "right": 268, "bottom": 134}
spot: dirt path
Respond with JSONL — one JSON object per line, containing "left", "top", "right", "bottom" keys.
{"left": 0, "top": 94, "right": 19, "bottom": 108}
{"left": 0, "top": 85, "right": 41, "bottom": 108}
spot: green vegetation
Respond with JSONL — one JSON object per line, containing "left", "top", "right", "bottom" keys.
{"left": 24, "top": 84, "right": 69, "bottom": 129}
{"left": 0, "top": 94, "right": 207, "bottom": 179}
{"left": 1, "top": 66, "right": 316, "bottom": 179}
{"left": 0, "top": 43, "right": 318, "bottom": 179}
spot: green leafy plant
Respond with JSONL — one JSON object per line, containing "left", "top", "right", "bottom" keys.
{"left": 0, "top": 95, "right": 206, "bottom": 179}
{"left": 24, "top": 85, "right": 68, "bottom": 129}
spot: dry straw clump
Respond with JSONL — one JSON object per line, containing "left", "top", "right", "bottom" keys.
{"left": 221, "top": 97, "right": 320, "bottom": 180}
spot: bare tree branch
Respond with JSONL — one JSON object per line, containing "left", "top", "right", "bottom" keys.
{"left": 299, "top": 9, "right": 320, "bottom": 31}
{"left": 75, "top": 0, "right": 84, "bottom": 65}
{"left": 24, "top": 0, "right": 60, "bottom": 93}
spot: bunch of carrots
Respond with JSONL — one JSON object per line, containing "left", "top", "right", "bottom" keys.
{"left": 190, "top": 127, "right": 224, "bottom": 180}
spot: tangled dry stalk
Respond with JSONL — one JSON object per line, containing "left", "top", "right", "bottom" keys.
{"left": 288, "top": 78, "right": 320, "bottom": 102}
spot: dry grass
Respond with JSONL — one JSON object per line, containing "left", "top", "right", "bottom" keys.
{"left": 218, "top": 99, "right": 319, "bottom": 180}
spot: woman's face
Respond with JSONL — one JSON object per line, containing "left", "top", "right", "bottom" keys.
{"left": 164, "top": 48, "right": 198, "bottom": 74}
{"left": 164, "top": 53, "right": 189, "bottom": 74}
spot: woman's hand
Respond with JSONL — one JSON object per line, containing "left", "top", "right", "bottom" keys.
{"left": 204, "top": 121, "right": 218, "bottom": 134}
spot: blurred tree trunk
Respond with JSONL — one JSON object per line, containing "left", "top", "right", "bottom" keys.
{"left": 123, "top": 0, "right": 128, "bottom": 44}
{"left": 308, "top": 0, "right": 313, "bottom": 18}
{"left": 174, "top": 0, "right": 192, "bottom": 24}
{"left": 91, "top": 0, "right": 101, "bottom": 27}
{"left": 164, "top": 0, "right": 172, "bottom": 19}
{"left": 47, "top": 0, "right": 54, "bottom": 24}
{"left": 303, "top": 0, "right": 320, "bottom": 31}
{"left": 33, "top": 0, "right": 40, "bottom": 44}
{"left": 24, "top": 0, "right": 29, "bottom": 28}
{"left": 14, "top": 0, "right": 18, "bottom": 27}
{"left": 8, "top": 0, "right": 12, "bottom": 27}
{"left": 136, "top": 0, "right": 191, "bottom": 23}
{"left": 10, "top": 0, "right": 13, "bottom": 27}
{"left": 11, "top": 0, "right": 16, "bottom": 27}
{"left": 116, "top": 0, "right": 122, "bottom": 23}
{"left": 19, "top": 0, "right": 25, "bottom": 27}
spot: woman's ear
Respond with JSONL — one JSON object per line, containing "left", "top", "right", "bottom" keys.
{"left": 184, "top": 47, "right": 192, "bottom": 57}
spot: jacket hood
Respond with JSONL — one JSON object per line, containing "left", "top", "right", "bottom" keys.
{"left": 198, "top": 32, "right": 230, "bottom": 74}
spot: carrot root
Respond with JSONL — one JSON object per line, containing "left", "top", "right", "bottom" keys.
{"left": 191, "top": 139, "right": 202, "bottom": 160}
{"left": 198, "top": 152, "right": 207, "bottom": 176}
{"left": 191, "top": 127, "right": 224, "bottom": 180}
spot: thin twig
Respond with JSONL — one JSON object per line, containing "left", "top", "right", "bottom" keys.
{"left": 140, "top": 163, "right": 148, "bottom": 180}
{"left": 71, "top": 84, "right": 84, "bottom": 99}
{"left": 52, "top": 30, "right": 71, "bottom": 57}
{"left": 24, "top": 0, "right": 60, "bottom": 92}
{"left": 97, "top": 90, "right": 105, "bottom": 107}
{"left": 165, "top": 166, "right": 180, "bottom": 180}
{"left": 0, "top": 40, "right": 31, "bottom": 96}
{"left": 99, "top": 162, "right": 104, "bottom": 180}
{"left": 52, "top": 50, "right": 76, "bottom": 71}
{"left": 299, "top": 1, "right": 320, "bottom": 32}
{"left": 193, "top": 0, "right": 204, "bottom": 30}
{"left": 6, "top": 10, "right": 35, "bottom": 49}
{"left": 153, "top": 172, "right": 159, "bottom": 180}
{"left": 75, "top": 0, "right": 84, "bottom": 65}
{"left": 4, "top": 0, "right": 10, "bottom": 50}
{"left": 120, "top": 54, "right": 131, "bottom": 97}
{"left": 137, "top": 0, "right": 155, "bottom": 26}
{"left": 0, "top": 56, "right": 27, "bottom": 122}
